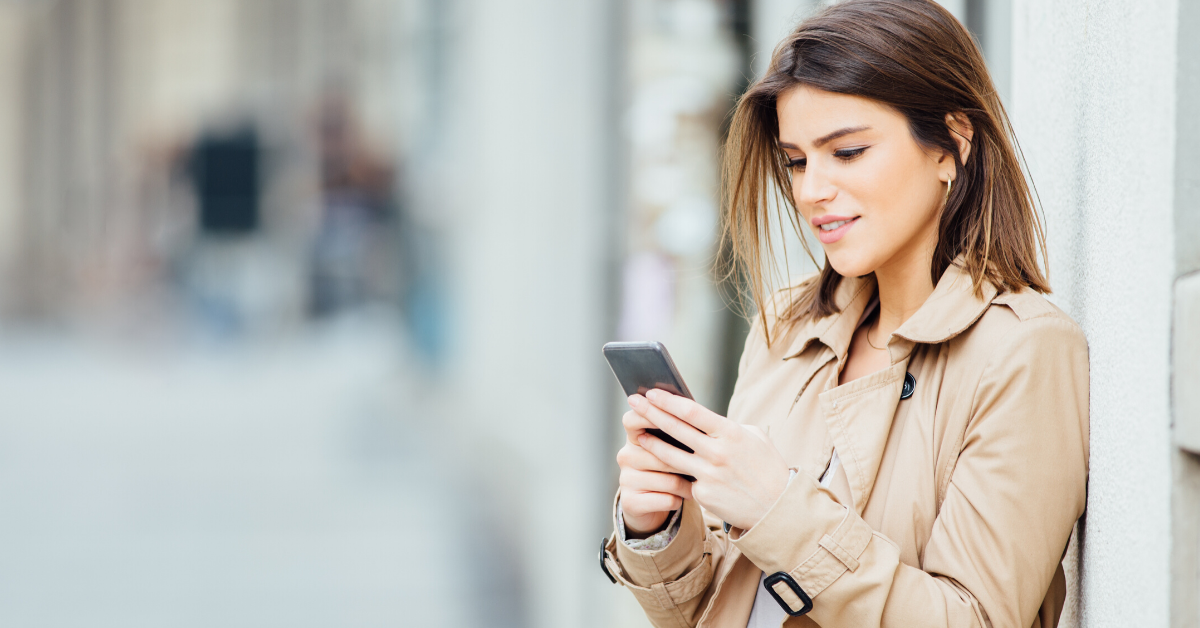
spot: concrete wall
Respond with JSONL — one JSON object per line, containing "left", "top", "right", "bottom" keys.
{"left": 1176, "top": 0, "right": 1200, "bottom": 281}
{"left": 1011, "top": 0, "right": 1180, "bottom": 625}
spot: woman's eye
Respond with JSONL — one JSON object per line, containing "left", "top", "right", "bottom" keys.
{"left": 834, "top": 147, "right": 868, "bottom": 160}
{"left": 786, "top": 157, "right": 807, "bottom": 171}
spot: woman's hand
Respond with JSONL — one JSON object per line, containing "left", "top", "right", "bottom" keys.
{"left": 616, "top": 407, "right": 694, "bottom": 537}
{"left": 628, "top": 389, "right": 790, "bottom": 531}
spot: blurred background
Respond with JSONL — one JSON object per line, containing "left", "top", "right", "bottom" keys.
{"left": 1, "top": 0, "right": 1189, "bottom": 627}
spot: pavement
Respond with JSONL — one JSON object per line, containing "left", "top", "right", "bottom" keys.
{"left": 0, "top": 320, "right": 505, "bottom": 627}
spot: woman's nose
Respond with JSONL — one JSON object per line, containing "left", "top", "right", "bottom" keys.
{"left": 794, "top": 164, "right": 837, "bottom": 207}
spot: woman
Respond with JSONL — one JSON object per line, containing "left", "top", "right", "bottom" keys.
{"left": 600, "top": 1, "right": 1089, "bottom": 627}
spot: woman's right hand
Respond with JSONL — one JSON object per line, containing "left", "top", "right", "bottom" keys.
{"left": 617, "top": 402, "right": 694, "bottom": 538}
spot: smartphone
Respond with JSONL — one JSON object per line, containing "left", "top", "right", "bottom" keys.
{"left": 602, "top": 341, "right": 702, "bottom": 465}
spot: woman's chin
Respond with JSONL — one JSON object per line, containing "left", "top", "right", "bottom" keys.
{"left": 824, "top": 253, "right": 878, "bottom": 279}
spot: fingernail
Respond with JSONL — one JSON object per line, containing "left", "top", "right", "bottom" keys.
{"left": 627, "top": 395, "right": 641, "bottom": 408}
{"left": 646, "top": 389, "right": 661, "bottom": 402}
{"left": 638, "top": 434, "right": 648, "bottom": 445}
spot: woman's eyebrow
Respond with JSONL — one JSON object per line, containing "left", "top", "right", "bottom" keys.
{"left": 780, "top": 125, "right": 872, "bottom": 151}
{"left": 813, "top": 125, "right": 871, "bottom": 147}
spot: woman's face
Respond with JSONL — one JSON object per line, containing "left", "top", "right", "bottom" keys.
{"left": 776, "top": 85, "right": 957, "bottom": 279}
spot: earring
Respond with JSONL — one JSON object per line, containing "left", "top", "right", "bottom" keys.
{"left": 945, "top": 177, "right": 953, "bottom": 202}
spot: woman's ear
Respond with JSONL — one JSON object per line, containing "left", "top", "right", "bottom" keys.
{"left": 945, "top": 112, "right": 973, "bottom": 165}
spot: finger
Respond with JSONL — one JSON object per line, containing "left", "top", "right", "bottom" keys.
{"left": 622, "top": 409, "right": 657, "bottom": 441}
{"left": 621, "top": 490, "right": 684, "bottom": 517}
{"left": 644, "top": 389, "right": 728, "bottom": 435}
{"left": 629, "top": 394, "right": 710, "bottom": 455}
{"left": 619, "top": 468, "right": 694, "bottom": 500}
{"left": 638, "top": 431, "right": 701, "bottom": 478}
{"left": 616, "top": 442, "right": 682, "bottom": 475}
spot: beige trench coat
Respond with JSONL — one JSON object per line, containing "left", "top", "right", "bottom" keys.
{"left": 602, "top": 263, "right": 1089, "bottom": 628}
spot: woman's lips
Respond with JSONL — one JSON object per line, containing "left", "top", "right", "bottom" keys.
{"left": 815, "top": 216, "right": 859, "bottom": 244}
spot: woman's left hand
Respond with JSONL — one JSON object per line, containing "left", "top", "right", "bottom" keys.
{"left": 627, "top": 389, "right": 791, "bottom": 531}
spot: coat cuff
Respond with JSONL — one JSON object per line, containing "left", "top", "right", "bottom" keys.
{"left": 608, "top": 489, "right": 709, "bottom": 589}
{"left": 732, "top": 473, "right": 873, "bottom": 602}
{"left": 618, "top": 501, "right": 682, "bottom": 550}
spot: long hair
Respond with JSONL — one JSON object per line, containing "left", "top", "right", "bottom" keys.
{"left": 719, "top": 0, "right": 1049, "bottom": 344}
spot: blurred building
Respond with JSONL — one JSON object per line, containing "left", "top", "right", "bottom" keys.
{"left": 0, "top": 0, "right": 420, "bottom": 334}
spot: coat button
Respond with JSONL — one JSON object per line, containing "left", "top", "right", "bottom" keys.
{"left": 901, "top": 372, "right": 916, "bottom": 400}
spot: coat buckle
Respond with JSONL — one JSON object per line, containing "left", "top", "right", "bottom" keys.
{"left": 599, "top": 537, "right": 617, "bottom": 584}
{"left": 763, "top": 571, "right": 813, "bottom": 616}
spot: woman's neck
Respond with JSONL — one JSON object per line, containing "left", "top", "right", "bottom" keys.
{"left": 872, "top": 249, "right": 937, "bottom": 337}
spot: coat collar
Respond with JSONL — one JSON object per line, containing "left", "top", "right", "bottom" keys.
{"left": 781, "top": 260, "right": 999, "bottom": 363}
{"left": 892, "top": 261, "right": 999, "bottom": 345}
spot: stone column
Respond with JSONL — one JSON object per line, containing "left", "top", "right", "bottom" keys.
{"left": 1011, "top": 0, "right": 1180, "bottom": 626}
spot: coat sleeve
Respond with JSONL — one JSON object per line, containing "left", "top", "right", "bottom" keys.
{"left": 729, "top": 315, "right": 1089, "bottom": 627}
{"left": 601, "top": 312, "right": 772, "bottom": 628}
{"left": 602, "top": 494, "right": 731, "bottom": 628}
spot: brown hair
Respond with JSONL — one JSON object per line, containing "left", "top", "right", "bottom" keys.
{"left": 718, "top": 0, "right": 1049, "bottom": 344}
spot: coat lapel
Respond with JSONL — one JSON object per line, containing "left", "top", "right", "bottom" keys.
{"left": 819, "top": 361, "right": 908, "bottom": 515}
